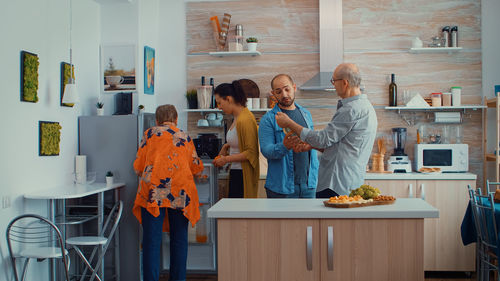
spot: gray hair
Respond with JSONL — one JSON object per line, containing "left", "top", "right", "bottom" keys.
{"left": 336, "top": 63, "right": 361, "bottom": 88}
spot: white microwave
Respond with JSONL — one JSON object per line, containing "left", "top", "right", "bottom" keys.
{"left": 414, "top": 144, "right": 469, "bottom": 172}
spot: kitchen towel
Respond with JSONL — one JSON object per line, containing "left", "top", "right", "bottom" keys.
{"left": 75, "top": 155, "right": 87, "bottom": 184}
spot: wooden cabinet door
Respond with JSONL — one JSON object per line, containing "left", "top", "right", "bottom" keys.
{"left": 320, "top": 219, "right": 424, "bottom": 281}
{"left": 217, "top": 219, "right": 320, "bottom": 281}
{"left": 417, "top": 180, "right": 476, "bottom": 271}
{"left": 365, "top": 179, "right": 417, "bottom": 198}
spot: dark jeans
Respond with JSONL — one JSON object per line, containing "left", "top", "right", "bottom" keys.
{"left": 316, "top": 188, "right": 340, "bottom": 199}
{"left": 141, "top": 207, "right": 188, "bottom": 281}
{"left": 228, "top": 169, "right": 244, "bottom": 198}
{"left": 265, "top": 183, "right": 316, "bottom": 198}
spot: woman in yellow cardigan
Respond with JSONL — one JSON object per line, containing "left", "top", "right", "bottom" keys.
{"left": 213, "top": 81, "right": 259, "bottom": 198}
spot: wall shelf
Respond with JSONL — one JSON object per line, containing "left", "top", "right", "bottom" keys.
{"left": 409, "top": 47, "right": 462, "bottom": 54}
{"left": 385, "top": 105, "right": 486, "bottom": 114}
{"left": 185, "top": 108, "right": 270, "bottom": 113}
{"left": 208, "top": 51, "right": 261, "bottom": 57}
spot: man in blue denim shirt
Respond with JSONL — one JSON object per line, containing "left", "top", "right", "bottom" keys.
{"left": 259, "top": 74, "right": 319, "bottom": 198}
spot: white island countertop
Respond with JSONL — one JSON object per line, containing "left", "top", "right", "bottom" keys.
{"left": 365, "top": 172, "right": 476, "bottom": 180}
{"left": 208, "top": 198, "right": 438, "bottom": 219}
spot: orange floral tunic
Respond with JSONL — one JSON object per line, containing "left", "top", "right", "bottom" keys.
{"left": 133, "top": 125, "right": 204, "bottom": 232}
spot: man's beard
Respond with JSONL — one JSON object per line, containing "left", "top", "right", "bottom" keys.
{"left": 278, "top": 97, "right": 294, "bottom": 107}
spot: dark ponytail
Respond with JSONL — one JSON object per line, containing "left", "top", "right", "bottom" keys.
{"left": 214, "top": 81, "right": 247, "bottom": 107}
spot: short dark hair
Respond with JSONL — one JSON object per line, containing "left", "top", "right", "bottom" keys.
{"left": 215, "top": 81, "right": 247, "bottom": 106}
{"left": 271, "top": 74, "right": 294, "bottom": 90}
{"left": 155, "top": 104, "right": 178, "bottom": 124}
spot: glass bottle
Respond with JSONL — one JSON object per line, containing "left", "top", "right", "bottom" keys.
{"left": 389, "top": 74, "right": 397, "bottom": 106}
{"left": 196, "top": 204, "right": 209, "bottom": 243}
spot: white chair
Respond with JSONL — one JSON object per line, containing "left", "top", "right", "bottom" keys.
{"left": 6, "top": 214, "right": 71, "bottom": 281}
{"left": 469, "top": 185, "right": 500, "bottom": 281}
{"left": 66, "top": 200, "right": 123, "bottom": 281}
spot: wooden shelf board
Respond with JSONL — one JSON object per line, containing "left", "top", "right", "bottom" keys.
{"left": 409, "top": 47, "right": 462, "bottom": 54}
{"left": 486, "top": 97, "right": 499, "bottom": 108}
{"left": 486, "top": 154, "right": 499, "bottom": 162}
{"left": 208, "top": 51, "right": 261, "bottom": 57}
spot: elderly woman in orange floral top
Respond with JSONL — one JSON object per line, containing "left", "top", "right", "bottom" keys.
{"left": 133, "top": 104, "right": 204, "bottom": 281}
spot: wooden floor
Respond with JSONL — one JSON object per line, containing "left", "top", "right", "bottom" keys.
{"left": 159, "top": 272, "right": 476, "bottom": 281}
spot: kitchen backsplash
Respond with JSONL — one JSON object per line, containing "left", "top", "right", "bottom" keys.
{"left": 185, "top": 0, "right": 483, "bottom": 186}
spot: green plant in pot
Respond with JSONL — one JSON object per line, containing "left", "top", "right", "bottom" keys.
{"left": 96, "top": 101, "right": 104, "bottom": 116}
{"left": 246, "top": 37, "right": 258, "bottom": 52}
{"left": 186, "top": 89, "right": 198, "bottom": 109}
{"left": 106, "top": 171, "right": 114, "bottom": 186}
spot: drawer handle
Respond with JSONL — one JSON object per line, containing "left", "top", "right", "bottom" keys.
{"left": 421, "top": 183, "right": 426, "bottom": 201}
{"left": 306, "top": 226, "right": 312, "bottom": 271}
{"left": 408, "top": 183, "right": 413, "bottom": 198}
{"left": 327, "top": 226, "right": 334, "bottom": 271}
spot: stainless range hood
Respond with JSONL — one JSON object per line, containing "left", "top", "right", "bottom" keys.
{"left": 299, "top": 0, "right": 343, "bottom": 92}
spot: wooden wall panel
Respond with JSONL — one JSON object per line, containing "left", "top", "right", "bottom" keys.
{"left": 186, "top": 53, "right": 318, "bottom": 96}
{"left": 343, "top": 0, "right": 481, "bottom": 51}
{"left": 187, "top": 0, "right": 319, "bottom": 54}
{"left": 186, "top": 0, "right": 483, "bottom": 183}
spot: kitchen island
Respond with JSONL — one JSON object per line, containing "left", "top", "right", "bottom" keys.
{"left": 208, "top": 198, "right": 438, "bottom": 281}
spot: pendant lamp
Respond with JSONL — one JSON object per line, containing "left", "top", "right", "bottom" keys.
{"left": 62, "top": 0, "right": 79, "bottom": 104}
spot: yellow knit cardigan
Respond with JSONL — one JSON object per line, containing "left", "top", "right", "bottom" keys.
{"left": 235, "top": 107, "right": 260, "bottom": 198}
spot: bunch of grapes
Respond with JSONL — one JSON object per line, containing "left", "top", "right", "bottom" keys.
{"left": 349, "top": 184, "right": 381, "bottom": 200}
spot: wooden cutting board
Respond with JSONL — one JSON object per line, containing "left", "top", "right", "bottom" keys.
{"left": 323, "top": 199, "right": 396, "bottom": 208}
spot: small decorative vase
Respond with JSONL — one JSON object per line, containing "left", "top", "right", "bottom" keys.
{"left": 97, "top": 108, "right": 104, "bottom": 116}
{"left": 106, "top": 176, "right": 114, "bottom": 186}
{"left": 247, "top": 43, "right": 258, "bottom": 52}
{"left": 139, "top": 109, "right": 144, "bottom": 115}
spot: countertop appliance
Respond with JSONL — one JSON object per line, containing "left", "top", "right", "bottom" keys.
{"left": 193, "top": 134, "right": 222, "bottom": 159}
{"left": 387, "top": 128, "right": 412, "bottom": 173}
{"left": 414, "top": 143, "right": 469, "bottom": 172}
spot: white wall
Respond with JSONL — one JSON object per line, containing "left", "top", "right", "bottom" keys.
{"left": 482, "top": 0, "right": 500, "bottom": 183}
{"left": 0, "top": 0, "right": 101, "bottom": 280}
{"left": 157, "top": 0, "right": 189, "bottom": 130}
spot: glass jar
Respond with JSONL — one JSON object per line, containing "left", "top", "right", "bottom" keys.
{"left": 196, "top": 204, "right": 209, "bottom": 243}
{"left": 431, "top": 93, "right": 442, "bottom": 107}
{"left": 442, "top": 92, "right": 452, "bottom": 106}
{"left": 451, "top": 87, "right": 462, "bottom": 106}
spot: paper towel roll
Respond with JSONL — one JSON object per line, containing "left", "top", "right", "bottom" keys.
{"left": 75, "top": 155, "right": 87, "bottom": 184}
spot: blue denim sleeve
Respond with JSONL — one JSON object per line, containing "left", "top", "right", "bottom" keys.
{"left": 258, "top": 113, "right": 289, "bottom": 160}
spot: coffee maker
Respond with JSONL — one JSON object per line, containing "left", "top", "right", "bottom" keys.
{"left": 387, "top": 128, "right": 412, "bottom": 173}
{"left": 193, "top": 134, "right": 222, "bottom": 159}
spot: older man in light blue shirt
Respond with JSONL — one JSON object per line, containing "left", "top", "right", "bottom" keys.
{"left": 276, "top": 63, "right": 377, "bottom": 198}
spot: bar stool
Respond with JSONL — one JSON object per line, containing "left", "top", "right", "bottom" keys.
{"left": 6, "top": 214, "right": 71, "bottom": 281}
{"left": 66, "top": 200, "right": 123, "bottom": 281}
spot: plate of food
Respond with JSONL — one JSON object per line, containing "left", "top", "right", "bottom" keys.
{"left": 417, "top": 167, "right": 442, "bottom": 174}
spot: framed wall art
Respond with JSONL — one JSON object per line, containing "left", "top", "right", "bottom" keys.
{"left": 39, "top": 121, "right": 62, "bottom": 156}
{"left": 60, "top": 62, "right": 75, "bottom": 107}
{"left": 20, "top": 50, "right": 39, "bottom": 103}
{"left": 144, "top": 46, "right": 155, "bottom": 95}
{"left": 101, "top": 44, "right": 136, "bottom": 93}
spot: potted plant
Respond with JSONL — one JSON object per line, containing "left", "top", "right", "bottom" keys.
{"left": 106, "top": 171, "right": 114, "bottom": 186}
{"left": 138, "top": 104, "right": 145, "bottom": 114}
{"left": 186, "top": 89, "right": 198, "bottom": 109}
{"left": 96, "top": 102, "right": 104, "bottom": 116}
{"left": 246, "top": 37, "right": 258, "bottom": 52}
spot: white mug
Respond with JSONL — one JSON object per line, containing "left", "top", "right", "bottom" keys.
{"left": 252, "top": 98, "right": 260, "bottom": 109}
{"left": 197, "top": 119, "right": 209, "bottom": 127}
{"left": 205, "top": 113, "right": 216, "bottom": 120}
{"left": 412, "top": 37, "right": 423, "bottom": 48}
{"left": 260, "top": 98, "right": 268, "bottom": 108}
{"left": 247, "top": 98, "right": 254, "bottom": 109}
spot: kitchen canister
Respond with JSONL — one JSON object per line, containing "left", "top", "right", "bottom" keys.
{"left": 442, "top": 92, "right": 452, "bottom": 106}
{"left": 451, "top": 87, "right": 462, "bottom": 106}
{"left": 431, "top": 93, "right": 442, "bottom": 107}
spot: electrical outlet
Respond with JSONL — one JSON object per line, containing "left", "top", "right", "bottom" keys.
{"left": 2, "top": 196, "right": 11, "bottom": 209}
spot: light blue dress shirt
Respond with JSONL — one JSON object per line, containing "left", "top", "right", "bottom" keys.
{"left": 300, "top": 94, "right": 377, "bottom": 195}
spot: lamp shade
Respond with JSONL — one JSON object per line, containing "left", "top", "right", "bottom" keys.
{"left": 62, "top": 82, "right": 79, "bottom": 104}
